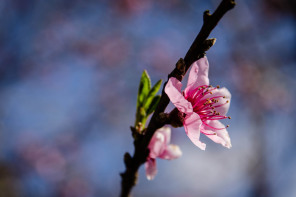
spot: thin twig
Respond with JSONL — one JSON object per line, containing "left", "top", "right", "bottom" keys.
{"left": 120, "top": 1, "right": 236, "bottom": 196}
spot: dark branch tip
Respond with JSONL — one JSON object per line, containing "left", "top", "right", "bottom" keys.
{"left": 203, "top": 10, "right": 211, "bottom": 21}
{"left": 229, "top": 0, "right": 236, "bottom": 7}
{"left": 223, "top": 0, "right": 236, "bottom": 9}
{"left": 206, "top": 38, "right": 216, "bottom": 46}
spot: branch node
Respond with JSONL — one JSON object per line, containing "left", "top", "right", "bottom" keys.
{"left": 130, "top": 126, "right": 143, "bottom": 140}
{"left": 157, "top": 112, "right": 170, "bottom": 124}
{"left": 169, "top": 108, "right": 184, "bottom": 128}
{"left": 202, "top": 38, "right": 217, "bottom": 52}
{"left": 203, "top": 10, "right": 211, "bottom": 22}
{"left": 124, "top": 152, "right": 133, "bottom": 168}
{"left": 168, "top": 58, "right": 186, "bottom": 81}
{"left": 176, "top": 58, "right": 186, "bottom": 74}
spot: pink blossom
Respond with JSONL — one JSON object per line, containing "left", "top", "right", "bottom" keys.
{"left": 165, "top": 57, "right": 232, "bottom": 150}
{"left": 145, "top": 127, "right": 182, "bottom": 180}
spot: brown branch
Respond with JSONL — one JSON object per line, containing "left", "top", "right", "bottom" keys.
{"left": 120, "top": 1, "right": 236, "bottom": 196}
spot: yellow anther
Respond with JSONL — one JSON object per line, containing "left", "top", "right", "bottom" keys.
{"left": 216, "top": 85, "right": 220, "bottom": 88}
{"left": 223, "top": 96, "right": 226, "bottom": 98}
{"left": 226, "top": 100, "right": 229, "bottom": 103}
{"left": 228, "top": 116, "right": 231, "bottom": 119}
{"left": 226, "top": 125, "right": 229, "bottom": 128}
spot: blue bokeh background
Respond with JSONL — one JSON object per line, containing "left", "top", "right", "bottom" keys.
{"left": 0, "top": 0, "right": 295, "bottom": 196}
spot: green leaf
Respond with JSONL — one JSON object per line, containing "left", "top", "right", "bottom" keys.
{"left": 139, "top": 107, "right": 146, "bottom": 117}
{"left": 137, "top": 70, "right": 151, "bottom": 108}
{"left": 134, "top": 107, "right": 147, "bottom": 128}
{"left": 143, "top": 79, "right": 162, "bottom": 110}
{"left": 146, "top": 95, "right": 161, "bottom": 115}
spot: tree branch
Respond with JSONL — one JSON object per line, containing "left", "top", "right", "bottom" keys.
{"left": 120, "top": 1, "right": 236, "bottom": 196}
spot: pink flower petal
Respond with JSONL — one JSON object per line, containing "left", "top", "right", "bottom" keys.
{"left": 165, "top": 77, "right": 193, "bottom": 114}
{"left": 145, "top": 158, "right": 157, "bottom": 180}
{"left": 185, "top": 57, "right": 210, "bottom": 96}
{"left": 159, "top": 144, "right": 182, "bottom": 160}
{"left": 148, "top": 131, "right": 166, "bottom": 158}
{"left": 146, "top": 127, "right": 182, "bottom": 180}
{"left": 184, "top": 113, "right": 206, "bottom": 150}
{"left": 203, "top": 120, "right": 232, "bottom": 148}
{"left": 204, "top": 87, "right": 231, "bottom": 116}
{"left": 156, "top": 127, "right": 171, "bottom": 145}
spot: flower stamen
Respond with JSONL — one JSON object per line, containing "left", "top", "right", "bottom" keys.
{"left": 185, "top": 84, "right": 231, "bottom": 131}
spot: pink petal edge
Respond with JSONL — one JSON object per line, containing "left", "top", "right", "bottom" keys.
{"left": 148, "top": 132, "right": 166, "bottom": 158}
{"left": 159, "top": 144, "right": 182, "bottom": 160}
{"left": 185, "top": 57, "right": 210, "bottom": 96}
{"left": 203, "top": 120, "right": 232, "bottom": 149}
{"left": 165, "top": 77, "right": 193, "bottom": 114}
{"left": 156, "top": 127, "right": 171, "bottom": 145}
{"left": 145, "top": 158, "right": 157, "bottom": 180}
{"left": 184, "top": 112, "right": 206, "bottom": 150}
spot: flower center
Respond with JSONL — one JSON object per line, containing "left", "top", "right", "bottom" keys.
{"left": 185, "top": 85, "right": 230, "bottom": 134}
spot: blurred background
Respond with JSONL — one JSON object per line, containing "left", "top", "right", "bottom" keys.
{"left": 0, "top": 0, "right": 295, "bottom": 196}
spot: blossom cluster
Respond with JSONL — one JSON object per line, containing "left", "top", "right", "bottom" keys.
{"left": 146, "top": 57, "right": 232, "bottom": 179}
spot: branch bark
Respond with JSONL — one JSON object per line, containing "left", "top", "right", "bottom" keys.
{"left": 120, "top": 1, "right": 236, "bottom": 196}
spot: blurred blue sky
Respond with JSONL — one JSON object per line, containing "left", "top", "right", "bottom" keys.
{"left": 0, "top": 0, "right": 296, "bottom": 197}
